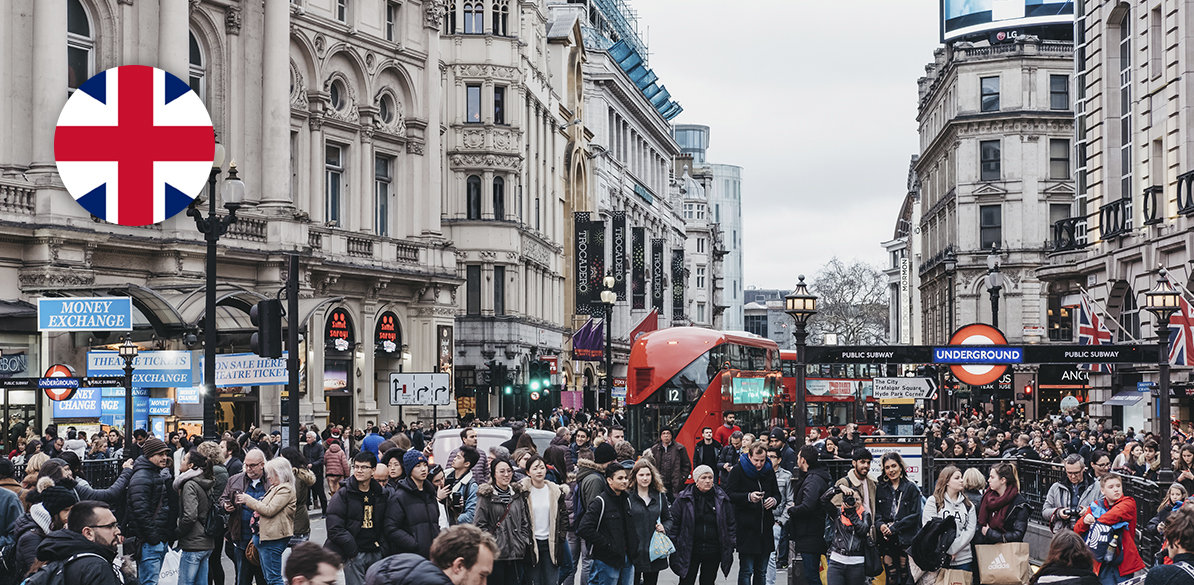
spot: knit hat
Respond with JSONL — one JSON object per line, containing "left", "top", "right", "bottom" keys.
{"left": 0, "top": 457, "right": 13, "bottom": 478}
{"left": 402, "top": 449, "right": 428, "bottom": 473}
{"left": 594, "top": 442, "right": 617, "bottom": 465}
{"left": 142, "top": 437, "right": 170, "bottom": 458}
{"left": 41, "top": 484, "right": 79, "bottom": 517}
{"left": 770, "top": 427, "right": 786, "bottom": 441}
{"left": 692, "top": 465, "right": 715, "bottom": 481}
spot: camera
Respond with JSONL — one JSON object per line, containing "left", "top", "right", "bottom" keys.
{"left": 1063, "top": 507, "right": 1083, "bottom": 519}
{"left": 837, "top": 485, "right": 857, "bottom": 507}
{"left": 449, "top": 491, "right": 463, "bottom": 508}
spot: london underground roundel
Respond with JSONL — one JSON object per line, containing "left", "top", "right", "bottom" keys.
{"left": 947, "top": 324, "right": 1009, "bottom": 386}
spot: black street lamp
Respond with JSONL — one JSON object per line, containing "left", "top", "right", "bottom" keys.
{"left": 943, "top": 249, "right": 957, "bottom": 414}
{"left": 600, "top": 275, "right": 617, "bottom": 411}
{"left": 186, "top": 143, "right": 248, "bottom": 442}
{"left": 785, "top": 275, "right": 818, "bottom": 448}
{"left": 986, "top": 246, "right": 1001, "bottom": 329}
{"left": 119, "top": 335, "right": 138, "bottom": 435}
{"left": 1144, "top": 267, "right": 1181, "bottom": 484}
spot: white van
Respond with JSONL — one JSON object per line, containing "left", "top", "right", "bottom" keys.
{"left": 430, "top": 427, "right": 555, "bottom": 467}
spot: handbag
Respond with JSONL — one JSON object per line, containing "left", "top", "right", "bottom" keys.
{"left": 974, "top": 542, "right": 1031, "bottom": 585}
{"left": 648, "top": 494, "right": 676, "bottom": 561}
{"left": 863, "top": 535, "right": 883, "bottom": 578}
{"left": 935, "top": 567, "right": 973, "bottom": 585}
{"left": 244, "top": 542, "right": 260, "bottom": 567}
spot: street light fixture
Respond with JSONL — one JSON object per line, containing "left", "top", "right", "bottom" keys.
{"left": 1144, "top": 267, "right": 1181, "bottom": 483}
{"left": 942, "top": 249, "right": 957, "bottom": 413}
{"left": 784, "top": 275, "right": 818, "bottom": 448}
{"left": 187, "top": 141, "right": 251, "bottom": 442}
{"left": 600, "top": 275, "right": 617, "bottom": 411}
{"left": 986, "top": 245, "right": 1002, "bottom": 329}
{"left": 118, "top": 335, "right": 138, "bottom": 435}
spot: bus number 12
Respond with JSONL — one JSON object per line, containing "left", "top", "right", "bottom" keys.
{"left": 666, "top": 389, "right": 681, "bottom": 402}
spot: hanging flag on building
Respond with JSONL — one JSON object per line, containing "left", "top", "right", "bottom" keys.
{"left": 1169, "top": 296, "right": 1194, "bottom": 366}
{"left": 571, "top": 318, "right": 605, "bottom": 361}
{"left": 1077, "top": 293, "right": 1114, "bottom": 373}
{"left": 629, "top": 309, "right": 658, "bottom": 342}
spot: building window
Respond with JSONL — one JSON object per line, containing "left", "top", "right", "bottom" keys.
{"left": 494, "top": 266, "right": 505, "bottom": 316}
{"left": 696, "top": 238, "right": 706, "bottom": 253}
{"left": 374, "top": 155, "right": 392, "bottom": 236}
{"left": 980, "top": 76, "right": 1000, "bottom": 112}
{"left": 466, "top": 175, "right": 482, "bottom": 219}
{"left": 493, "top": 0, "right": 509, "bottom": 36}
{"left": 1047, "top": 298, "right": 1073, "bottom": 342}
{"left": 67, "top": 0, "right": 94, "bottom": 91}
{"left": 1050, "top": 74, "right": 1069, "bottom": 110}
{"left": 385, "top": 2, "right": 398, "bottom": 41}
{"left": 325, "top": 144, "right": 345, "bottom": 226}
{"left": 696, "top": 265, "right": 706, "bottom": 288}
{"left": 329, "top": 79, "right": 346, "bottom": 111}
{"left": 683, "top": 203, "right": 693, "bottom": 219}
{"left": 1120, "top": 286, "right": 1141, "bottom": 340}
{"left": 534, "top": 196, "right": 540, "bottom": 231}
{"left": 1050, "top": 203, "right": 1071, "bottom": 225}
{"left": 745, "top": 314, "right": 768, "bottom": 338}
{"left": 492, "top": 176, "right": 505, "bottom": 220}
{"left": 188, "top": 32, "right": 205, "bottom": 103}
{"left": 466, "top": 85, "right": 482, "bottom": 123}
{"left": 446, "top": 1, "right": 456, "bottom": 34}
{"left": 494, "top": 86, "right": 506, "bottom": 125}
{"left": 980, "top": 140, "right": 1001, "bottom": 181}
{"left": 696, "top": 302, "right": 706, "bottom": 322}
{"left": 466, "top": 265, "right": 481, "bottom": 315}
{"left": 979, "top": 204, "right": 1001, "bottom": 249}
{"left": 1050, "top": 139, "right": 1071, "bottom": 179}
{"left": 463, "top": 1, "right": 482, "bottom": 34}
{"left": 335, "top": 0, "right": 347, "bottom": 23}
{"left": 1119, "top": 12, "right": 1133, "bottom": 199}
{"left": 696, "top": 204, "right": 705, "bottom": 220}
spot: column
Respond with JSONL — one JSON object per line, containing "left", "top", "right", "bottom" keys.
{"left": 260, "top": 0, "right": 292, "bottom": 207}
{"left": 30, "top": 0, "right": 68, "bottom": 174}
{"left": 158, "top": 0, "right": 189, "bottom": 80}
{"left": 422, "top": 18, "right": 442, "bottom": 235}
{"left": 359, "top": 132, "right": 373, "bottom": 233}
{"left": 310, "top": 123, "right": 324, "bottom": 222}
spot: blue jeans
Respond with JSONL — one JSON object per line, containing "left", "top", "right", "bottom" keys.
{"left": 738, "top": 553, "right": 768, "bottom": 585}
{"left": 587, "top": 557, "right": 633, "bottom": 585}
{"left": 1098, "top": 564, "right": 1128, "bottom": 585}
{"left": 139, "top": 542, "right": 169, "bottom": 585}
{"left": 254, "top": 537, "right": 288, "bottom": 585}
{"left": 178, "top": 550, "right": 212, "bottom": 585}
{"left": 797, "top": 553, "right": 823, "bottom": 585}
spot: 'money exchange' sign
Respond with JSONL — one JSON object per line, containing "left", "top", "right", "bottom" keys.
{"left": 38, "top": 297, "right": 133, "bottom": 331}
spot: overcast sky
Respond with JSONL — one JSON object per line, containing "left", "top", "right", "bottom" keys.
{"left": 632, "top": 0, "right": 942, "bottom": 289}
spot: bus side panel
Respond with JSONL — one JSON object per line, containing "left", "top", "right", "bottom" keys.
{"left": 674, "top": 378, "right": 725, "bottom": 460}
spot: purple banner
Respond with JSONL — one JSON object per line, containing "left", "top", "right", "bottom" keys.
{"left": 571, "top": 318, "right": 605, "bottom": 361}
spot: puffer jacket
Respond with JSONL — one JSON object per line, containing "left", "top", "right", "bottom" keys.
{"left": 243, "top": 482, "right": 295, "bottom": 542}
{"left": 922, "top": 491, "right": 976, "bottom": 565}
{"left": 363, "top": 552, "right": 453, "bottom": 585}
{"left": 126, "top": 456, "right": 173, "bottom": 545}
{"left": 475, "top": 482, "right": 532, "bottom": 561}
{"left": 175, "top": 470, "right": 215, "bottom": 551}
{"left": 293, "top": 467, "right": 316, "bottom": 535}
{"left": 35, "top": 528, "right": 125, "bottom": 585}
{"left": 874, "top": 477, "right": 923, "bottom": 550}
{"left": 12, "top": 506, "right": 50, "bottom": 577}
{"left": 324, "top": 443, "right": 349, "bottom": 478}
{"left": 1075, "top": 495, "right": 1145, "bottom": 577}
{"left": 384, "top": 477, "right": 441, "bottom": 558}
{"left": 787, "top": 465, "right": 830, "bottom": 554}
{"left": 667, "top": 485, "right": 735, "bottom": 579}
{"left": 648, "top": 441, "right": 691, "bottom": 495}
{"left": 576, "top": 484, "right": 637, "bottom": 569}
{"left": 519, "top": 478, "right": 568, "bottom": 565}
{"left": 820, "top": 485, "right": 872, "bottom": 557}
{"left": 325, "top": 476, "right": 387, "bottom": 559}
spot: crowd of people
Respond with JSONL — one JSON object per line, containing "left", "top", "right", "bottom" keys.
{"left": 3, "top": 406, "right": 1194, "bottom": 585}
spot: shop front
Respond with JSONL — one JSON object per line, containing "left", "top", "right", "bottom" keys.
{"left": 0, "top": 301, "right": 40, "bottom": 450}
{"left": 1037, "top": 364, "right": 1090, "bottom": 416}
{"left": 373, "top": 310, "right": 404, "bottom": 419}
{"left": 324, "top": 308, "right": 355, "bottom": 428}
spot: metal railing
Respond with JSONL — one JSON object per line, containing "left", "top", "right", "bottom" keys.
{"left": 81, "top": 457, "right": 124, "bottom": 489}
{"left": 1099, "top": 198, "right": 1133, "bottom": 239}
{"left": 1050, "top": 216, "right": 1088, "bottom": 252}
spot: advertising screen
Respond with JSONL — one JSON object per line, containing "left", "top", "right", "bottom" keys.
{"left": 942, "top": 0, "right": 1073, "bottom": 42}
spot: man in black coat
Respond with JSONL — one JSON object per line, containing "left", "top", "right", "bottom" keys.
{"left": 787, "top": 445, "right": 830, "bottom": 585}
{"left": 303, "top": 431, "right": 327, "bottom": 514}
{"left": 364, "top": 525, "right": 497, "bottom": 585}
{"left": 717, "top": 430, "right": 744, "bottom": 485}
{"left": 125, "top": 437, "right": 173, "bottom": 585}
{"left": 326, "top": 452, "right": 388, "bottom": 585}
{"left": 726, "top": 444, "right": 780, "bottom": 585}
{"left": 691, "top": 427, "right": 720, "bottom": 472}
{"left": 766, "top": 427, "right": 798, "bottom": 473}
{"left": 384, "top": 451, "right": 441, "bottom": 558}
{"left": 35, "top": 501, "right": 131, "bottom": 585}
{"left": 576, "top": 465, "right": 638, "bottom": 584}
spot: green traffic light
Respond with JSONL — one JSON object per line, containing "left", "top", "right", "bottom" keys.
{"left": 504, "top": 385, "right": 513, "bottom": 395}
{"left": 530, "top": 380, "right": 541, "bottom": 391}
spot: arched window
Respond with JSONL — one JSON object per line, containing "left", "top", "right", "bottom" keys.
{"left": 446, "top": 1, "right": 457, "bottom": 34}
{"left": 493, "top": 0, "right": 509, "bottom": 36}
{"left": 463, "top": 1, "right": 482, "bottom": 34}
{"left": 493, "top": 177, "right": 505, "bottom": 220}
{"left": 189, "top": 32, "right": 206, "bottom": 103}
{"left": 466, "top": 175, "right": 482, "bottom": 219}
{"left": 67, "top": 0, "right": 94, "bottom": 91}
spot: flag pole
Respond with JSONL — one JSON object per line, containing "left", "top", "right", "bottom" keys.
{"left": 1078, "top": 286, "right": 1139, "bottom": 342}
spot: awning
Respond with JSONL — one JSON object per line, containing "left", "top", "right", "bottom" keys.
{"left": 0, "top": 300, "right": 36, "bottom": 332}
{"left": 1105, "top": 392, "right": 1144, "bottom": 406}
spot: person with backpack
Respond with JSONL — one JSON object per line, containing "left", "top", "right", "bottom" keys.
{"left": 126, "top": 437, "right": 174, "bottom": 585}
{"left": 575, "top": 464, "right": 637, "bottom": 585}
{"left": 28, "top": 500, "right": 129, "bottom": 585}
{"left": 1074, "top": 474, "right": 1143, "bottom": 584}
{"left": 920, "top": 465, "right": 976, "bottom": 572}
{"left": 12, "top": 484, "right": 77, "bottom": 579}
{"left": 1148, "top": 505, "right": 1194, "bottom": 585}
{"left": 176, "top": 450, "right": 217, "bottom": 585}
{"left": 574, "top": 443, "right": 618, "bottom": 585}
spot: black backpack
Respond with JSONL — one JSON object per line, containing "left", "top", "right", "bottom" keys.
{"left": 19, "top": 553, "right": 106, "bottom": 585}
{"left": 204, "top": 484, "right": 228, "bottom": 538}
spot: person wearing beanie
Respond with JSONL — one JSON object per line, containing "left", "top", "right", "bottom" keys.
{"left": 12, "top": 483, "right": 78, "bottom": 577}
{"left": 383, "top": 449, "right": 440, "bottom": 558}
{"left": 126, "top": 435, "right": 174, "bottom": 585}
{"left": 648, "top": 427, "right": 691, "bottom": 500}
{"left": 0, "top": 457, "right": 22, "bottom": 497}
{"left": 57, "top": 451, "right": 136, "bottom": 506}
{"left": 574, "top": 441, "right": 619, "bottom": 585}
{"left": 766, "top": 427, "right": 798, "bottom": 474}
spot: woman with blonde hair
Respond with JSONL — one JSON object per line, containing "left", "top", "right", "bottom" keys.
{"left": 18, "top": 452, "right": 50, "bottom": 510}
{"left": 627, "top": 459, "right": 671, "bottom": 585}
{"left": 962, "top": 467, "right": 986, "bottom": 509}
{"left": 236, "top": 457, "right": 296, "bottom": 585}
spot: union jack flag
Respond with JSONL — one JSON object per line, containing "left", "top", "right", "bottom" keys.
{"left": 54, "top": 65, "right": 214, "bottom": 226}
{"left": 1168, "top": 296, "right": 1194, "bottom": 366}
{"left": 1077, "top": 294, "right": 1114, "bottom": 373}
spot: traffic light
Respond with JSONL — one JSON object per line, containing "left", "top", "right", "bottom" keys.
{"left": 250, "top": 300, "right": 283, "bottom": 358}
{"left": 1024, "top": 382, "right": 1034, "bottom": 397}
{"left": 528, "top": 361, "right": 551, "bottom": 394}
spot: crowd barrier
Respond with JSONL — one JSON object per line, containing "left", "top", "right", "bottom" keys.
{"left": 81, "top": 457, "right": 123, "bottom": 489}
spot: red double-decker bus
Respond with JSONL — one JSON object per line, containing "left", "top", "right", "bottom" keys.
{"left": 626, "top": 327, "right": 782, "bottom": 455}
{"left": 779, "top": 350, "right": 885, "bottom": 435}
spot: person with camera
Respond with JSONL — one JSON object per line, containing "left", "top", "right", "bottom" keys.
{"left": 819, "top": 477, "right": 872, "bottom": 585}
{"left": 874, "top": 452, "right": 921, "bottom": 585}
{"left": 1044, "top": 454, "right": 1098, "bottom": 533}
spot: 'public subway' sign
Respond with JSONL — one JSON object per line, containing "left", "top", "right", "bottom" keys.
{"left": 87, "top": 351, "right": 192, "bottom": 388}
{"left": 38, "top": 297, "right": 133, "bottom": 331}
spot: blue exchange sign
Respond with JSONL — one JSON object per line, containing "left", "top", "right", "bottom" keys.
{"left": 933, "top": 347, "right": 1024, "bottom": 364}
{"left": 53, "top": 387, "right": 101, "bottom": 418}
{"left": 38, "top": 297, "right": 133, "bottom": 331}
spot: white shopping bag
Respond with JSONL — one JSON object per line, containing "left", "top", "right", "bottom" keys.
{"left": 157, "top": 547, "right": 181, "bottom": 585}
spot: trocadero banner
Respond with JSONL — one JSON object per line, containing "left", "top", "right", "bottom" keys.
{"left": 574, "top": 212, "right": 606, "bottom": 315}
{"left": 651, "top": 239, "right": 665, "bottom": 313}
{"left": 611, "top": 211, "right": 627, "bottom": 297}
{"left": 631, "top": 227, "right": 646, "bottom": 310}
{"left": 672, "top": 248, "right": 685, "bottom": 320}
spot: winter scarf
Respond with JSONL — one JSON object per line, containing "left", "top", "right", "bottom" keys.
{"left": 738, "top": 453, "right": 773, "bottom": 479}
{"left": 978, "top": 486, "right": 1019, "bottom": 532}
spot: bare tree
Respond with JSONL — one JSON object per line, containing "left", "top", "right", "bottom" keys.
{"left": 807, "top": 258, "right": 889, "bottom": 345}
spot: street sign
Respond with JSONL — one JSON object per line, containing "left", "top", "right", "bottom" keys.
{"left": 40, "top": 377, "right": 80, "bottom": 401}
{"left": 807, "top": 344, "right": 1159, "bottom": 365}
{"left": 389, "top": 372, "right": 451, "bottom": 406}
{"left": 82, "top": 376, "right": 125, "bottom": 387}
{"left": 873, "top": 377, "right": 936, "bottom": 400}
{"left": 947, "top": 324, "right": 1009, "bottom": 386}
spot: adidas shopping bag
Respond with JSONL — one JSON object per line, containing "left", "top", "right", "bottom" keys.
{"left": 974, "top": 542, "right": 1031, "bottom": 585}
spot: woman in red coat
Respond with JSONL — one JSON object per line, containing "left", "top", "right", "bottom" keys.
{"left": 1074, "top": 474, "right": 1144, "bottom": 583}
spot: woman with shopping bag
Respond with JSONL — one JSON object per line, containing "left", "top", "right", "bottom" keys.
{"left": 1028, "top": 531, "right": 1100, "bottom": 585}
{"left": 973, "top": 462, "right": 1032, "bottom": 585}
{"left": 1073, "top": 474, "right": 1144, "bottom": 585}
{"left": 626, "top": 459, "right": 672, "bottom": 585}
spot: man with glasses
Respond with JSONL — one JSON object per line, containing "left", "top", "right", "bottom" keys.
{"left": 1043, "top": 454, "right": 1097, "bottom": 532}
{"left": 221, "top": 449, "right": 270, "bottom": 585}
{"left": 326, "top": 452, "right": 388, "bottom": 585}
{"left": 35, "top": 500, "right": 129, "bottom": 585}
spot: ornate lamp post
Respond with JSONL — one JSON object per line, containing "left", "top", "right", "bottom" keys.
{"left": 785, "top": 275, "right": 818, "bottom": 448}
{"left": 985, "top": 246, "right": 1001, "bottom": 328}
{"left": 942, "top": 249, "right": 957, "bottom": 413}
{"left": 1144, "top": 267, "right": 1181, "bottom": 483}
{"left": 119, "top": 335, "right": 139, "bottom": 435}
{"left": 600, "top": 275, "right": 617, "bottom": 411}
{"left": 186, "top": 142, "right": 248, "bottom": 442}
